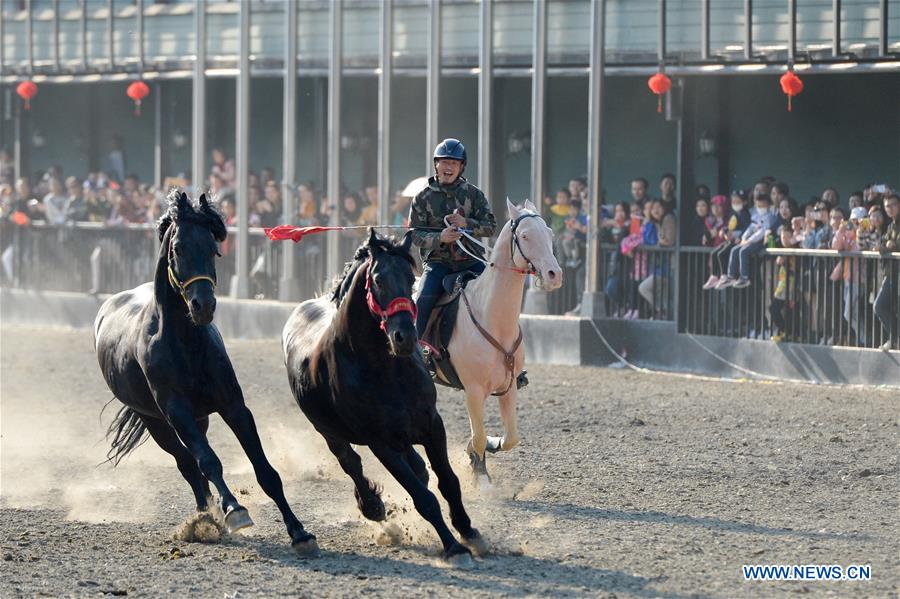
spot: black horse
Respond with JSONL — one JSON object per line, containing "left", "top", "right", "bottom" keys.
{"left": 94, "top": 191, "right": 317, "bottom": 555}
{"left": 282, "top": 229, "right": 487, "bottom": 565}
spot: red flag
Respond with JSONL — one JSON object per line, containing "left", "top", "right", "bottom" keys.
{"left": 264, "top": 224, "right": 344, "bottom": 243}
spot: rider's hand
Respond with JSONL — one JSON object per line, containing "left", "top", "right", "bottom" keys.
{"left": 440, "top": 226, "right": 462, "bottom": 244}
{"left": 446, "top": 212, "right": 467, "bottom": 228}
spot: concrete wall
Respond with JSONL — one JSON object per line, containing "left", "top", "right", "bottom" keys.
{"left": 3, "top": 288, "right": 896, "bottom": 388}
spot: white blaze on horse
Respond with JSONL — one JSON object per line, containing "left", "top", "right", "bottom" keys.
{"left": 420, "top": 199, "right": 562, "bottom": 482}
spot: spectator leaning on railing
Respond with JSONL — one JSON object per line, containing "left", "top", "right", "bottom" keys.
{"left": 770, "top": 225, "right": 801, "bottom": 342}
{"left": 42, "top": 177, "right": 68, "bottom": 225}
{"left": 832, "top": 206, "right": 866, "bottom": 345}
{"left": 874, "top": 192, "right": 899, "bottom": 351}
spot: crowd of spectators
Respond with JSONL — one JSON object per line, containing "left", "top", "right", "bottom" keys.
{"left": 2, "top": 145, "right": 896, "bottom": 349}
{"left": 0, "top": 147, "right": 414, "bottom": 297}
{"left": 0, "top": 146, "right": 412, "bottom": 235}
{"left": 546, "top": 172, "right": 897, "bottom": 350}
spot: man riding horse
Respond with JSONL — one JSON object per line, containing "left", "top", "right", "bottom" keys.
{"left": 410, "top": 138, "right": 527, "bottom": 390}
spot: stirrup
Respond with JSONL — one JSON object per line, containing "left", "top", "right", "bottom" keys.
{"left": 418, "top": 339, "right": 441, "bottom": 360}
{"left": 515, "top": 370, "right": 529, "bottom": 390}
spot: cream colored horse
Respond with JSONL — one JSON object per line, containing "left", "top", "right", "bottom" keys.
{"left": 443, "top": 199, "right": 562, "bottom": 482}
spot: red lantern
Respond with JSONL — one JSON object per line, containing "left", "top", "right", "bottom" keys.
{"left": 126, "top": 80, "right": 150, "bottom": 116}
{"left": 16, "top": 81, "right": 38, "bottom": 110}
{"left": 779, "top": 70, "right": 803, "bottom": 112}
{"left": 647, "top": 72, "right": 672, "bottom": 113}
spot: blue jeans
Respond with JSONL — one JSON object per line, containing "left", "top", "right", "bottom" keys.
{"left": 727, "top": 240, "right": 765, "bottom": 280}
{"left": 415, "top": 261, "right": 485, "bottom": 338}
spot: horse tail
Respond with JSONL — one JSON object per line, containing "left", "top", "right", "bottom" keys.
{"left": 103, "top": 400, "right": 150, "bottom": 466}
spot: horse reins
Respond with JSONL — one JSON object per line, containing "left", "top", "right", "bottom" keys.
{"left": 364, "top": 263, "right": 418, "bottom": 333}
{"left": 460, "top": 287, "right": 522, "bottom": 397}
{"left": 167, "top": 231, "right": 217, "bottom": 307}
{"left": 445, "top": 213, "right": 541, "bottom": 279}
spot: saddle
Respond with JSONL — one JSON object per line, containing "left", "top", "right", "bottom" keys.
{"left": 420, "top": 270, "right": 528, "bottom": 394}
{"left": 420, "top": 271, "right": 479, "bottom": 391}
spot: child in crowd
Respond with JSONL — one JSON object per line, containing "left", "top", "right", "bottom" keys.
{"left": 770, "top": 225, "right": 799, "bottom": 342}
{"left": 601, "top": 201, "right": 629, "bottom": 244}
{"left": 561, "top": 198, "right": 588, "bottom": 268}
{"left": 628, "top": 201, "right": 644, "bottom": 236}
{"left": 716, "top": 190, "right": 777, "bottom": 289}
{"left": 703, "top": 190, "right": 751, "bottom": 290}
{"left": 704, "top": 195, "right": 728, "bottom": 247}
{"left": 620, "top": 200, "right": 662, "bottom": 319}
{"left": 547, "top": 188, "right": 571, "bottom": 236}
{"left": 603, "top": 202, "right": 630, "bottom": 315}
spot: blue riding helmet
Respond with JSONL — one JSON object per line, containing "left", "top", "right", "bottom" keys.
{"left": 433, "top": 138, "right": 467, "bottom": 166}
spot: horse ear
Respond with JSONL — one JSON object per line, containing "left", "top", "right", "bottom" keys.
{"left": 524, "top": 199, "right": 538, "bottom": 212}
{"left": 367, "top": 227, "right": 379, "bottom": 248}
{"left": 199, "top": 193, "right": 210, "bottom": 211}
{"left": 177, "top": 191, "right": 190, "bottom": 218}
{"left": 506, "top": 197, "right": 521, "bottom": 220}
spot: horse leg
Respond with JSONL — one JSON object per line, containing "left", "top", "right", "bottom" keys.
{"left": 220, "top": 403, "right": 318, "bottom": 555}
{"left": 370, "top": 443, "right": 472, "bottom": 566}
{"left": 464, "top": 388, "right": 490, "bottom": 480}
{"left": 422, "top": 413, "right": 489, "bottom": 556}
{"left": 162, "top": 399, "right": 250, "bottom": 534}
{"left": 405, "top": 447, "right": 429, "bottom": 487}
{"left": 324, "top": 435, "right": 385, "bottom": 522}
{"left": 487, "top": 388, "right": 520, "bottom": 453}
{"left": 141, "top": 415, "right": 211, "bottom": 511}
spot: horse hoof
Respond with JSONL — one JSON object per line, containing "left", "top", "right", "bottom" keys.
{"left": 224, "top": 506, "right": 254, "bottom": 534}
{"left": 356, "top": 488, "right": 386, "bottom": 522}
{"left": 467, "top": 444, "right": 490, "bottom": 478}
{"left": 444, "top": 545, "right": 474, "bottom": 568}
{"left": 462, "top": 531, "right": 490, "bottom": 557}
{"left": 485, "top": 436, "right": 503, "bottom": 454}
{"left": 291, "top": 537, "right": 320, "bottom": 558}
{"left": 360, "top": 498, "right": 386, "bottom": 522}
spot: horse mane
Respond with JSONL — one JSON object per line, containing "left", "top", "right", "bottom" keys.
{"left": 330, "top": 233, "right": 415, "bottom": 305}
{"left": 156, "top": 189, "right": 227, "bottom": 243}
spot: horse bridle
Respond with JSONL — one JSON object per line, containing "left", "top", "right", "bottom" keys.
{"left": 364, "top": 262, "right": 417, "bottom": 333}
{"left": 167, "top": 229, "right": 217, "bottom": 308}
{"left": 509, "top": 213, "right": 542, "bottom": 281}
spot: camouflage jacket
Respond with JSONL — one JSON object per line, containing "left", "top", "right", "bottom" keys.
{"left": 408, "top": 176, "right": 496, "bottom": 266}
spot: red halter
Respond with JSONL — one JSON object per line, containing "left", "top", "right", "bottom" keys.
{"left": 365, "top": 267, "right": 417, "bottom": 332}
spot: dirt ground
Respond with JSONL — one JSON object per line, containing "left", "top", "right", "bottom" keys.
{"left": 0, "top": 324, "right": 897, "bottom": 598}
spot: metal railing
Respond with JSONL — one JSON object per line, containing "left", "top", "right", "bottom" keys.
{"left": 2, "top": 221, "right": 158, "bottom": 295}
{"left": 4, "top": 223, "right": 897, "bottom": 352}
{"left": 0, "top": 221, "right": 341, "bottom": 301}
{"left": 599, "top": 243, "right": 676, "bottom": 321}
{"left": 679, "top": 247, "right": 899, "bottom": 350}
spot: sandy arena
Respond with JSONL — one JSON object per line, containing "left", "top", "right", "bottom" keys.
{"left": 1, "top": 324, "right": 897, "bottom": 598}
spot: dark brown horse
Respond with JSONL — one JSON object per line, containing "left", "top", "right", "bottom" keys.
{"left": 282, "top": 229, "right": 487, "bottom": 565}
{"left": 94, "top": 191, "right": 317, "bottom": 555}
